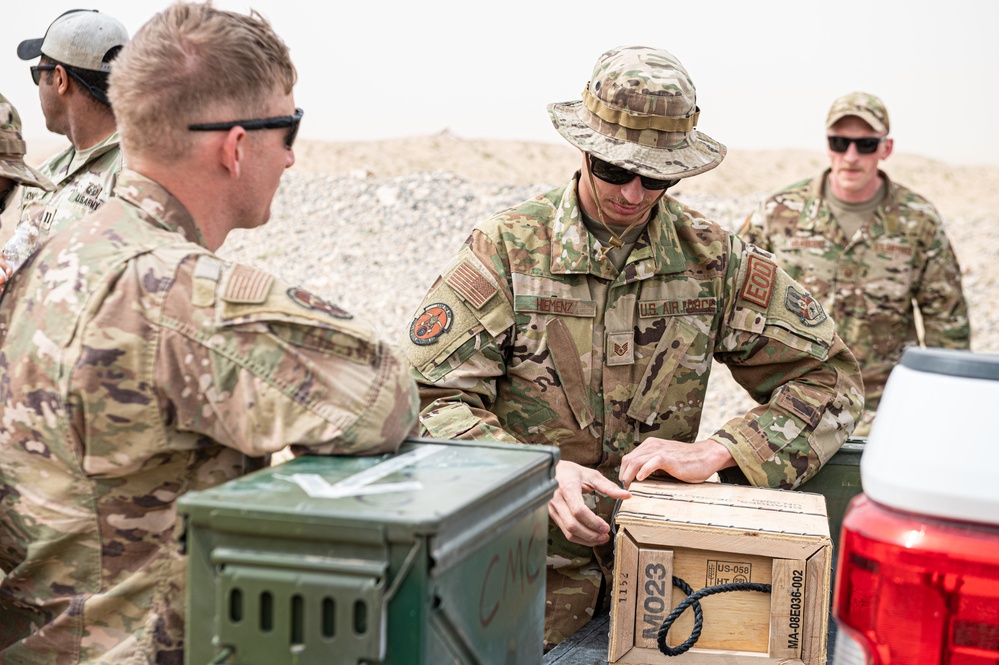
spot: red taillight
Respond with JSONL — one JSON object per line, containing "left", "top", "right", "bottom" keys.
{"left": 833, "top": 494, "right": 999, "bottom": 664}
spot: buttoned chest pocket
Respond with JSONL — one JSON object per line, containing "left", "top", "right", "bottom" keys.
{"left": 861, "top": 241, "right": 918, "bottom": 357}
{"left": 627, "top": 316, "right": 704, "bottom": 427}
{"left": 501, "top": 277, "right": 598, "bottom": 438}
{"left": 775, "top": 237, "right": 838, "bottom": 297}
{"left": 863, "top": 240, "right": 917, "bottom": 313}
{"left": 508, "top": 278, "right": 596, "bottom": 373}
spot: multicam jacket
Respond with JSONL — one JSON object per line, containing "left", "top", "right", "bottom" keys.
{"left": 740, "top": 170, "right": 970, "bottom": 424}
{"left": 403, "top": 176, "right": 863, "bottom": 644}
{"left": 4, "top": 131, "right": 122, "bottom": 268}
{"left": 0, "top": 170, "right": 419, "bottom": 664}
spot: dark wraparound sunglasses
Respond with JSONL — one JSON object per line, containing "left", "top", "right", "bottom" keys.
{"left": 588, "top": 154, "right": 679, "bottom": 191}
{"left": 30, "top": 64, "right": 57, "bottom": 85}
{"left": 31, "top": 63, "right": 111, "bottom": 106}
{"left": 188, "top": 107, "right": 304, "bottom": 150}
{"left": 827, "top": 135, "right": 885, "bottom": 155}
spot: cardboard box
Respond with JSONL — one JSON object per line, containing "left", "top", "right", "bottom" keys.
{"left": 608, "top": 480, "right": 831, "bottom": 665}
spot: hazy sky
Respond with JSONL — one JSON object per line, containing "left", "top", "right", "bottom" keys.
{"left": 4, "top": 0, "right": 997, "bottom": 166}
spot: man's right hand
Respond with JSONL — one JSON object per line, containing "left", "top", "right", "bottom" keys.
{"left": 548, "top": 460, "right": 632, "bottom": 547}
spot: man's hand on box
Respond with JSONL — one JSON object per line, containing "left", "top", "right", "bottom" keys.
{"left": 549, "top": 460, "right": 631, "bottom": 547}
{"left": 619, "top": 438, "right": 736, "bottom": 488}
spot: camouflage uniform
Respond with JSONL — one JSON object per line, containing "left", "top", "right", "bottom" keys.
{"left": 0, "top": 170, "right": 420, "bottom": 663}
{"left": 0, "top": 93, "right": 54, "bottom": 211}
{"left": 403, "top": 175, "right": 864, "bottom": 645}
{"left": 740, "top": 170, "right": 970, "bottom": 430}
{"left": 4, "top": 131, "right": 122, "bottom": 269}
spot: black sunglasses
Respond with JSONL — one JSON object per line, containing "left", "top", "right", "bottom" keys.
{"left": 588, "top": 154, "right": 679, "bottom": 191}
{"left": 31, "top": 63, "right": 112, "bottom": 106}
{"left": 30, "top": 64, "right": 57, "bottom": 86}
{"left": 827, "top": 136, "right": 885, "bottom": 155}
{"left": 188, "top": 107, "right": 304, "bottom": 150}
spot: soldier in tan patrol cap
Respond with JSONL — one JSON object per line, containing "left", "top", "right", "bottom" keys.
{"left": 740, "top": 91, "right": 970, "bottom": 436}
{"left": 402, "top": 45, "right": 864, "bottom": 647}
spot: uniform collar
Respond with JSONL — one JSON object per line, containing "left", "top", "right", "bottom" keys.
{"left": 112, "top": 168, "right": 209, "bottom": 247}
{"left": 806, "top": 168, "right": 904, "bottom": 238}
{"left": 54, "top": 131, "right": 121, "bottom": 185}
{"left": 550, "top": 172, "right": 686, "bottom": 279}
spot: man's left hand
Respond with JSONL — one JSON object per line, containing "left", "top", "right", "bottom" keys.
{"left": 619, "top": 437, "right": 736, "bottom": 488}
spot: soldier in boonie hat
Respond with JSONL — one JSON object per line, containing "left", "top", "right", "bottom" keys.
{"left": 548, "top": 46, "right": 726, "bottom": 181}
{"left": 0, "top": 93, "right": 55, "bottom": 200}
{"left": 403, "top": 45, "right": 864, "bottom": 649}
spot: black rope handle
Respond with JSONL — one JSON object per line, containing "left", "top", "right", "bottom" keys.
{"left": 657, "top": 576, "right": 773, "bottom": 656}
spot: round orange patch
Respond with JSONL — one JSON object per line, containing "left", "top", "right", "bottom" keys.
{"left": 410, "top": 303, "right": 453, "bottom": 345}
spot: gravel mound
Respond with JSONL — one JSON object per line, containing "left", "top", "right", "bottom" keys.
{"left": 218, "top": 168, "right": 996, "bottom": 439}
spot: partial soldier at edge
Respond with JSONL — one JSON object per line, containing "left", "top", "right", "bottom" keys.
{"left": 0, "top": 92, "right": 54, "bottom": 272}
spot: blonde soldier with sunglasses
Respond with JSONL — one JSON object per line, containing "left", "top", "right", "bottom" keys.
{"left": 0, "top": 4, "right": 419, "bottom": 662}
{"left": 740, "top": 92, "right": 970, "bottom": 435}
{"left": 403, "top": 45, "right": 864, "bottom": 648}
{"left": 3, "top": 10, "right": 129, "bottom": 278}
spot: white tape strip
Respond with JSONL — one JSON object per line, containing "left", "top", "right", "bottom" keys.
{"left": 284, "top": 444, "right": 446, "bottom": 499}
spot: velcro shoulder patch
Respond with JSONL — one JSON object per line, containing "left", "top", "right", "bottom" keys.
{"left": 223, "top": 264, "right": 274, "bottom": 304}
{"left": 764, "top": 270, "right": 836, "bottom": 351}
{"left": 739, "top": 254, "right": 777, "bottom": 309}
{"left": 445, "top": 258, "right": 498, "bottom": 310}
{"left": 192, "top": 255, "right": 224, "bottom": 308}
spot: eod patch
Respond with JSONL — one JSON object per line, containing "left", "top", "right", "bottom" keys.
{"left": 410, "top": 303, "right": 453, "bottom": 345}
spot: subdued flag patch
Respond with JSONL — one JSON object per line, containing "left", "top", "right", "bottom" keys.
{"left": 223, "top": 265, "right": 273, "bottom": 304}
{"left": 446, "top": 260, "right": 497, "bottom": 310}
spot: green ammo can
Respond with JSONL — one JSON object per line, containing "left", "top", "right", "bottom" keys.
{"left": 797, "top": 437, "right": 865, "bottom": 555}
{"left": 178, "top": 437, "right": 559, "bottom": 665}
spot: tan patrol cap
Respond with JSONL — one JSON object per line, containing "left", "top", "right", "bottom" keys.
{"left": 826, "top": 91, "right": 890, "bottom": 134}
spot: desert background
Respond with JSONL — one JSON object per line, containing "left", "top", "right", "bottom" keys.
{"left": 9, "top": 134, "right": 999, "bottom": 437}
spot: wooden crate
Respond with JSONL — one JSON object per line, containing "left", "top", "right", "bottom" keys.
{"left": 608, "top": 480, "right": 831, "bottom": 665}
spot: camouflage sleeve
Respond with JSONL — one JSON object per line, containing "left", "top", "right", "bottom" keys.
{"left": 401, "top": 231, "right": 521, "bottom": 445}
{"left": 915, "top": 223, "right": 971, "bottom": 349}
{"left": 711, "top": 236, "right": 864, "bottom": 488}
{"left": 737, "top": 199, "right": 774, "bottom": 252}
{"left": 151, "top": 251, "right": 419, "bottom": 457}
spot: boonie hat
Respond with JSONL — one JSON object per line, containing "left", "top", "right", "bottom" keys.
{"left": 826, "top": 91, "right": 890, "bottom": 134}
{"left": 17, "top": 9, "right": 128, "bottom": 73}
{"left": 0, "top": 93, "right": 55, "bottom": 191}
{"left": 547, "top": 45, "right": 725, "bottom": 180}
